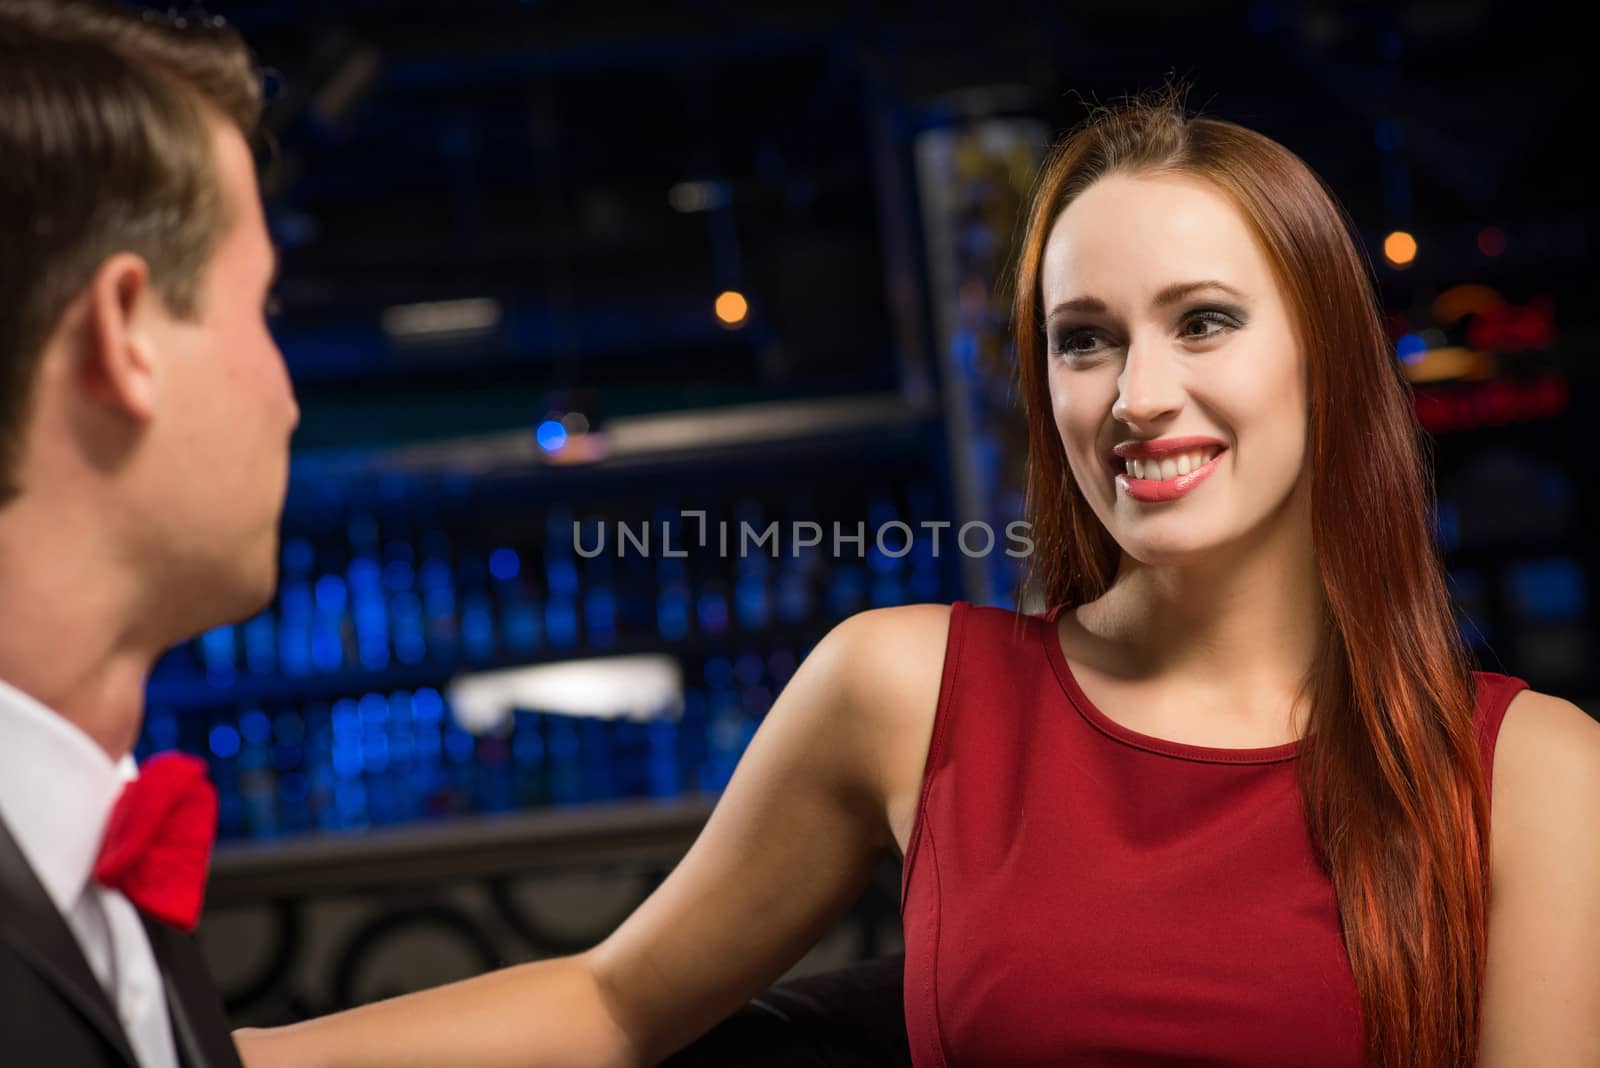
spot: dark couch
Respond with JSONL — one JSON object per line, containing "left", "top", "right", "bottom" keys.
{"left": 659, "top": 953, "right": 911, "bottom": 1067}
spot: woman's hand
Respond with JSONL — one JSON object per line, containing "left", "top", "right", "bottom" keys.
{"left": 232, "top": 1026, "right": 299, "bottom": 1068}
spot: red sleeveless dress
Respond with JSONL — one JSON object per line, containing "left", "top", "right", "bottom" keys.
{"left": 900, "top": 601, "right": 1528, "bottom": 1067}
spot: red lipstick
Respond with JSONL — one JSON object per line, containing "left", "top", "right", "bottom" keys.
{"left": 1109, "top": 436, "right": 1228, "bottom": 503}
{"left": 1110, "top": 435, "right": 1228, "bottom": 460}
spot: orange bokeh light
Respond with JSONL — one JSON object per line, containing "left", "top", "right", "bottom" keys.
{"left": 715, "top": 290, "right": 748, "bottom": 327}
{"left": 1384, "top": 231, "right": 1417, "bottom": 267}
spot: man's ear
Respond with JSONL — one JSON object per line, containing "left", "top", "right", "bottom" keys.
{"left": 81, "top": 252, "right": 160, "bottom": 421}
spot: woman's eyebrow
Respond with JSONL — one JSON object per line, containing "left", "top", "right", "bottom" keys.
{"left": 1152, "top": 279, "right": 1248, "bottom": 307}
{"left": 1046, "top": 280, "right": 1249, "bottom": 319}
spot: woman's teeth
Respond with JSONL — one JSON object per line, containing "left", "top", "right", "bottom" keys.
{"left": 1123, "top": 448, "right": 1220, "bottom": 481}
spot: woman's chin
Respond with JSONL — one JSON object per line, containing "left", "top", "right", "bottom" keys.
{"left": 1116, "top": 532, "right": 1227, "bottom": 569}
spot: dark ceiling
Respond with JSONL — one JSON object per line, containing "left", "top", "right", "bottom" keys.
{"left": 192, "top": 0, "right": 1589, "bottom": 447}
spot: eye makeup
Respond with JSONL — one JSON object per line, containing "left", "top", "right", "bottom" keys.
{"left": 1046, "top": 303, "right": 1248, "bottom": 360}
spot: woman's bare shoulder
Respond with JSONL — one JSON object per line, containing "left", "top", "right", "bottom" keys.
{"left": 1492, "top": 688, "right": 1600, "bottom": 863}
{"left": 824, "top": 602, "right": 954, "bottom": 697}
{"left": 1480, "top": 687, "right": 1600, "bottom": 1062}
{"left": 817, "top": 603, "right": 954, "bottom": 855}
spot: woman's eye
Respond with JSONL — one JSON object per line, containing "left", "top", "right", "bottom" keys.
{"left": 1052, "top": 329, "right": 1104, "bottom": 358}
{"left": 264, "top": 294, "right": 284, "bottom": 320}
{"left": 1050, "top": 308, "right": 1241, "bottom": 359}
{"left": 1181, "top": 309, "right": 1240, "bottom": 340}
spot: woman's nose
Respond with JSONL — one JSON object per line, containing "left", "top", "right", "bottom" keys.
{"left": 1111, "top": 342, "right": 1184, "bottom": 429}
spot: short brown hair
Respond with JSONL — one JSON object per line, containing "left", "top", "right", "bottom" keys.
{"left": 0, "top": 0, "right": 262, "bottom": 502}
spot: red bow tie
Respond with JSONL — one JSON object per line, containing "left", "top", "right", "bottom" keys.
{"left": 93, "top": 752, "right": 218, "bottom": 932}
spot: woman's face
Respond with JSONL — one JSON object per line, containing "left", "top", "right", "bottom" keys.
{"left": 1040, "top": 172, "right": 1311, "bottom": 568}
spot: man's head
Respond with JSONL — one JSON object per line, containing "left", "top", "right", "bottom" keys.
{"left": 0, "top": 0, "right": 299, "bottom": 637}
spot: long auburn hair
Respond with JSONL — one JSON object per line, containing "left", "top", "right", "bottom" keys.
{"left": 1013, "top": 92, "right": 1485, "bottom": 1065}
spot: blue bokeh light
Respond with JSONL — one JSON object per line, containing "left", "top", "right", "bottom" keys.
{"left": 1396, "top": 332, "right": 1427, "bottom": 363}
{"left": 536, "top": 420, "right": 568, "bottom": 452}
{"left": 489, "top": 547, "right": 521, "bottom": 581}
{"left": 209, "top": 723, "right": 241, "bottom": 759}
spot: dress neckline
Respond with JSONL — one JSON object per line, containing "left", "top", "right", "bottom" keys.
{"left": 1038, "top": 602, "right": 1304, "bottom": 766}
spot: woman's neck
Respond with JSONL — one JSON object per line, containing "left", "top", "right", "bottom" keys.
{"left": 1074, "top": 502, "right": 1326, "bottom": 740}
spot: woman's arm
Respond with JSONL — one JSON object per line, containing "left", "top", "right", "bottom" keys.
{"left": 235, "top": 954, "right": 641, "bottom": 1068}
{"left": 1479, "top": 688, "right": 1600, "bottom": 1065}
{"left": 234, "top": 603, "right": 951, "bottom": 1068}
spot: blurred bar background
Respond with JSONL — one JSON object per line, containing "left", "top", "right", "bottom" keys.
{"left": 154, "top": 0, "right": 1594, "bottom": 1027}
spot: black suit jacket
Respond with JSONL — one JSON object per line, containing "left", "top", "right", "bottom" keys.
{"left": 0, "top": 815, "right": 241, "bottom": 1068}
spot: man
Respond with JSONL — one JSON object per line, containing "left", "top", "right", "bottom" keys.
{"left": 0, "top": 2, "right": 298, "bottom": 1066}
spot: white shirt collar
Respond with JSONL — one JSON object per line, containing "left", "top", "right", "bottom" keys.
{"left": 0, "top": 676, "right": 137, "bottom": 915}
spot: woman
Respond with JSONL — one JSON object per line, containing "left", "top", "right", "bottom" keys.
{"left": 236, "top": 94, "right": 1600, "bottom": 1067}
